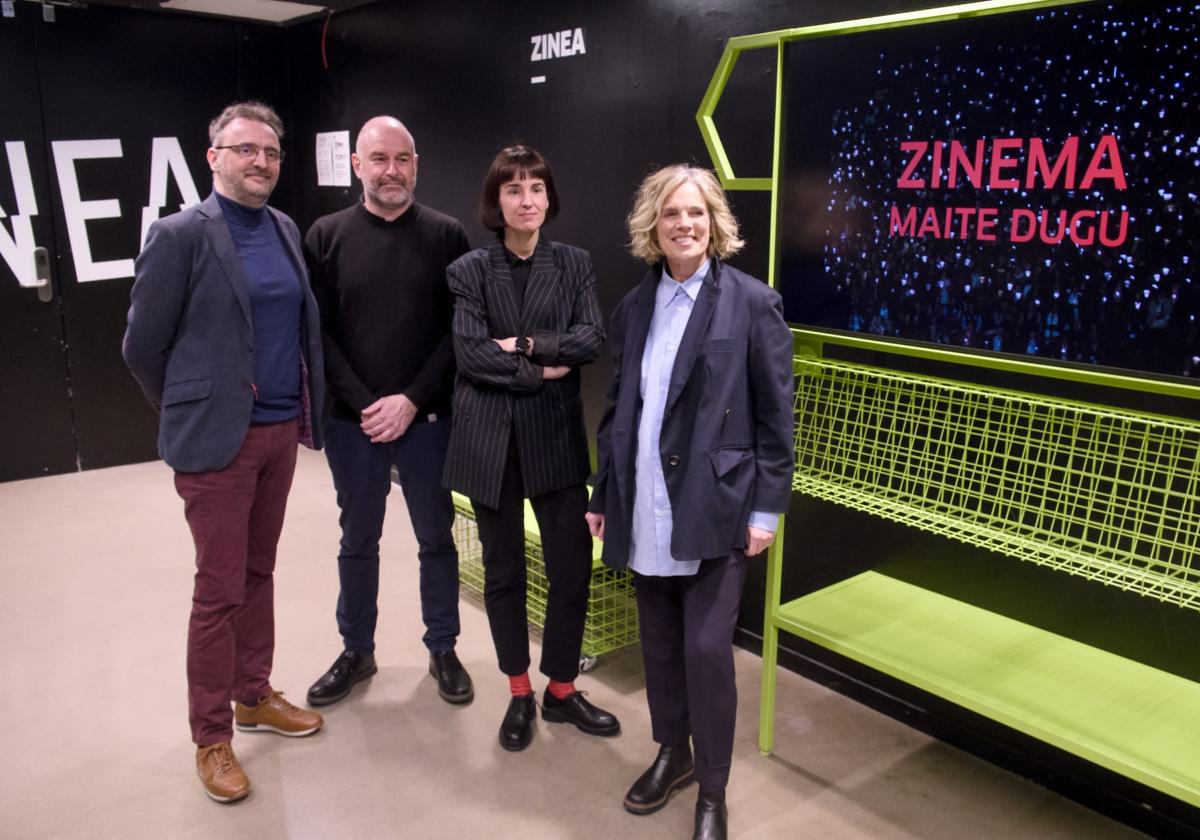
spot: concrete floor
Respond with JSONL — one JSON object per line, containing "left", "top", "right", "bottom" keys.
{"left": 0, "top": 449, "right": 1145, "bottom": 839}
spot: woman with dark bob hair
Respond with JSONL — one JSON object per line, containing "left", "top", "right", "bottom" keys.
{"left": 587, "top": 165, "right": 794, "bottom": 840}
{"left": 443, "top": 144, "right": 620, "bottom": 751}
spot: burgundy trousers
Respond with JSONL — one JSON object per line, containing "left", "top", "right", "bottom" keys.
{"left": 174, "top": 420, "right": 298, "bottom": 746}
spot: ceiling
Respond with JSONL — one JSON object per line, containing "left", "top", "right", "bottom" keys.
{"left": 18, "top": 0, "right": 381, "bottom": 25}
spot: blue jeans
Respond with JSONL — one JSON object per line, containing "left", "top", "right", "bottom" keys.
{"left": 324, "top": 414, "right": 460, "bottom": 653}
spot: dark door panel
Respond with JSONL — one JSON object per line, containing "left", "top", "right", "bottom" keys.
{"left": 0, "top": 14, "right": 76, "bottom": 481}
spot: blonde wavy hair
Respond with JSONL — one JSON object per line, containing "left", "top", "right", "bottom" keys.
{"left": 626, "top": 165, "right": 744, "bottom": 264}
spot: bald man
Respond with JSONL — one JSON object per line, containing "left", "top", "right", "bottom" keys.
{"left": 303, "top": 117, "right": 473, "bottom": 706}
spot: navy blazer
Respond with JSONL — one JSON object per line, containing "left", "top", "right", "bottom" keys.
{"left": 443, "top": 237, "right": 604, "bottom": 508}
{"left": 123, "top": 193, "right": 325, "bottom": 473}
{"left": 589, "top": 258, "right": 795, "bottom": 570}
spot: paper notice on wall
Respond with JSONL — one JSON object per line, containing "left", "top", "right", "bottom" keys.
{"left": 315, "top": 131, "right": 351, "bottom": 187}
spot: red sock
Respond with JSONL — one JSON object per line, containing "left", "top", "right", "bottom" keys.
{"left": 509, "top": 672, "right": 532, "bottom": 697}
{"left": 547, "top": 679, "right": 575, "bottom": 699}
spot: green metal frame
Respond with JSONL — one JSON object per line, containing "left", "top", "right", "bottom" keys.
{"left": 700, "top": 0, "right": 1200, "bottom": 805}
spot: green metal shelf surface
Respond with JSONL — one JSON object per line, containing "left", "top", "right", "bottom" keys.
{"left": 793, "top": 357, "right": 1200, "bottom": 611}
{"left": 776, "top": 571, "right": 1200, "bottom": 807}
{"left": 450, "top": 493, "right": 639, "bottom": 659}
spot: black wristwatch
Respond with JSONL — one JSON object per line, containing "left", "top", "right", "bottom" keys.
{"left": 515, "top": 336, "right": 529, "bottom": 355}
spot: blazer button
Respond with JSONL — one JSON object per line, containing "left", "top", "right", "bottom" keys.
{"left": 668, "top": 454, "right": 680, "bottom": 467}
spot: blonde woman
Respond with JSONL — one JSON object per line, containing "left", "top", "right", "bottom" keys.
{"left": 587, "top": 165, "right": 794, "bottom": 840}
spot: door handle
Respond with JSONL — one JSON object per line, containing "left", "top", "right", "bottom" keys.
{"left": 27, "top": 246, "right": 52, "bottom": 303}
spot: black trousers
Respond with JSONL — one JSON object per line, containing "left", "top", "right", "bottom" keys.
{"left": 471, "top": 440, "right": 592, "bottom": 683}
{"left": 634, "top": 553, "right": 748, "bottom": 793}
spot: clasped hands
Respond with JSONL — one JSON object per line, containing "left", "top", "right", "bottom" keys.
{"left": 361, "top": 393, "right": 418, "bottom": 443}
{"left": 494, "top": 335, "right": 569, "bottom": 380}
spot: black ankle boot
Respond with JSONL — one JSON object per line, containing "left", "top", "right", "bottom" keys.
{"left": 693, "top": 788, "right": 727, "bottom": 840}
{"left": 623, "top": 742, "right": 694, "bottom": 815}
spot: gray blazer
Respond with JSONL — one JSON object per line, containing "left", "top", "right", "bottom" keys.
{"left": 443, "top": 238, "right": 604, "bottom": 508}
{"left": 123, "top": 193, "right": 324, "bottom": 473}
{"left": 589, "top": 259, "right": 795, "bottom": 570}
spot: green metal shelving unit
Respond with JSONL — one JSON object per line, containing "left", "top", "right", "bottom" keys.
{"left": 754, "top": 349, "right": 1200, "bottom": 808}
{"left": 697, "top": 0, "right": 1200, "bottom": 810}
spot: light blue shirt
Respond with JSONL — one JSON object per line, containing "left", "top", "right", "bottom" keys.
{"left": 628, "top": 260, "right": 779, "bottom": 577}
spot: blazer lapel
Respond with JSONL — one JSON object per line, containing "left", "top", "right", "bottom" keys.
{"left": 519, "top": 237, "right": 557, "bottom": 335}
{"left": 485, "top": 241, "right": 522, "bottom": 337}
{"left": 200, "top": 194, "right": 252, "bottom": 330}
{"left": 620, "top": 267, "right": 659, "bottom": 409}
{"left": 665, "top": 259, "right": 719, "bottom": 414}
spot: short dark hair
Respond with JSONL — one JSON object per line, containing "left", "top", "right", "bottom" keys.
{"left": 479, "top": 144, "right": 560, "bottom": 232}
{"left": 208, "top": 101, "right": 284, "bottom": 146}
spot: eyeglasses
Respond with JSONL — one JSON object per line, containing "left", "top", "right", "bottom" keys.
{"left": 213, "top": 143, "right": 284, "bottom": 164}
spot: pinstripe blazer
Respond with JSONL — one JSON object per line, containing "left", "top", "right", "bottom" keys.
{"left": 443, "top": 237, "right": 605, "bottom": 508}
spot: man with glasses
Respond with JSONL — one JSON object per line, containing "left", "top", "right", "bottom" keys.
{"left": 302, "top": 116, "right": 473, "bottom": 709}
{"left": 124, "top": 101, "right": 325, "bottom": 804}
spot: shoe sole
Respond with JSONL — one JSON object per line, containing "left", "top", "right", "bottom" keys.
{"left": 622, "top": 769, "right": 695, "bottom": 815}
{"left": 437, "top": 686, "right": 475, "bottom": 704}
{"left": 306, "top": 664, "right": 379, "bottom": 707}
{"left": 198, "top": 772, "right": 250, "bottom": 804}
{"left": 428, "top": 667, "right": 474, "bottom": 705}
{"left": 540, "top": 707, "right": 621, "bottom": 737}
{"left": 235, "top": 721, "right": 323, "bottom": 737}
{"left": 498, "top": 729, "right": 533, "bottom": 752}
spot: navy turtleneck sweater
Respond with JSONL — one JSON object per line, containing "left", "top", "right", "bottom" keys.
{"left": 215, "top": 192, "right": 302, "bottom": 424}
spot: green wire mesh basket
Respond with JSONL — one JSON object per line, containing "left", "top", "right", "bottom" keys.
{"left": 452, "top": 493, "right": 640, "bottom": 663}
{"left": 792, "top": 356, "right": 1200, "bottom": 610}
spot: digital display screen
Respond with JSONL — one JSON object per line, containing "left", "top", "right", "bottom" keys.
{"left": 777, "top": 1, "right": 1198, "bottom": 380}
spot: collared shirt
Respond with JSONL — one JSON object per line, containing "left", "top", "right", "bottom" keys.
{"left": 504, "top": 245, "right": 532, "bottom": 307}
{"left": 629, "top": 259, "right": 780, "bottom": 577}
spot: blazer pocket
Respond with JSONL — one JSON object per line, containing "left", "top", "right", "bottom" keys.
{"left": 709, "top": 446, "right": 754, "bottom": 478}
{"left": 705, "top": 338, "right": 734, "bottom": 353}
{"left": 162, "top": 378, "right": 212, "bottom": 406}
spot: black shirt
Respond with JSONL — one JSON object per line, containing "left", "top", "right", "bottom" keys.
{"left": 304, "top": 201, "right": 470, "bottom": 421}
{"left": 504, "top": 245, "right": 533, "bottom": 308}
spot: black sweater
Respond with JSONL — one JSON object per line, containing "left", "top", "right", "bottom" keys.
{"left": 304, "top": 201, "right": 469, "bottom": 421}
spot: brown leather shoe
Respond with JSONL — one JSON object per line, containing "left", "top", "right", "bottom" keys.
{"left": 196, "top": 742, "right": 250, "bottom": 803}
{"left": 235, "top": 690, "right": 323, "bottom": 737}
